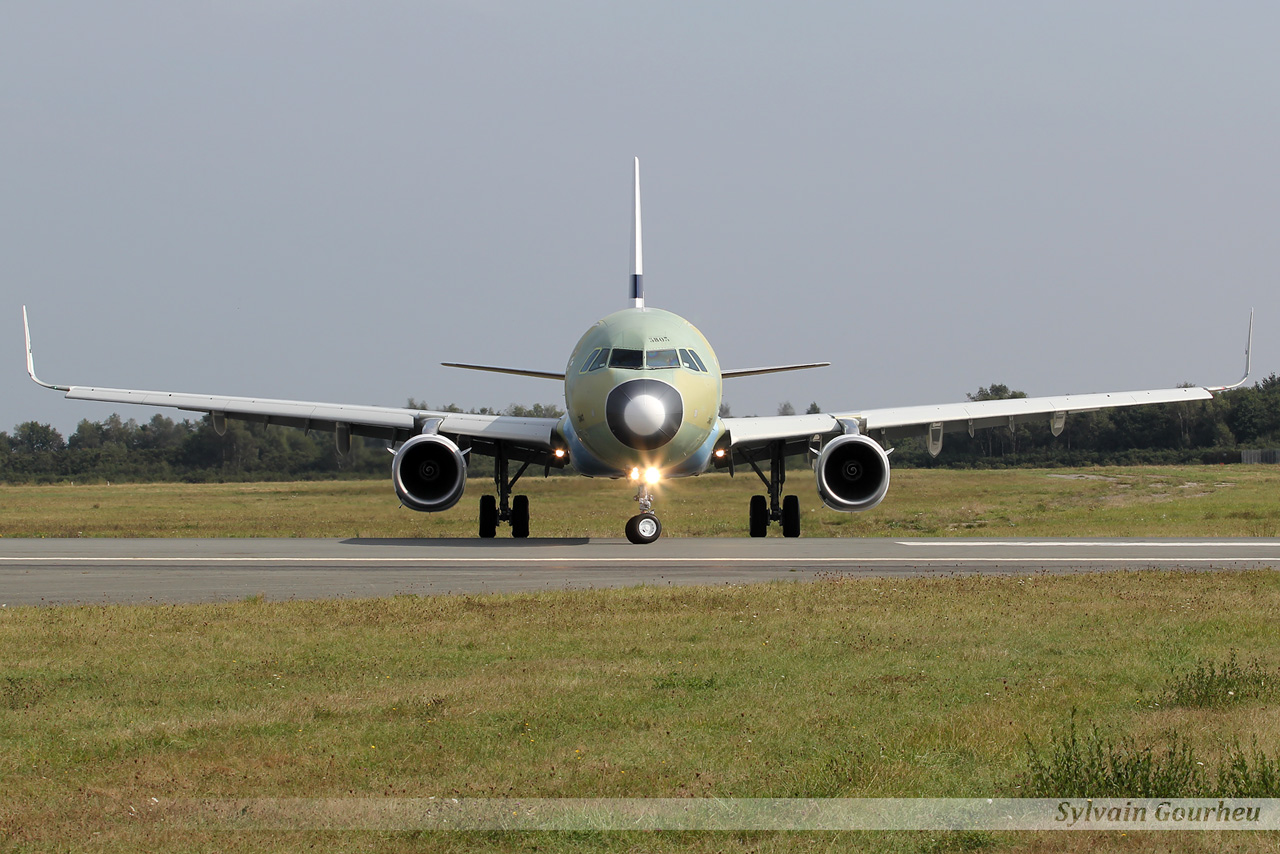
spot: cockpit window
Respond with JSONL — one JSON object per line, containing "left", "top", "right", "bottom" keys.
{"left": 584, "top": 348, "right": 610, "bottom": 372}
{"left": 688, "top": 350, "right": 709, "bottom": 372}
{"left": 679, "top": 349, "right": 700, "bottom": 371}
{"left": 609, "top": 348, "right": 644, "bottom": 369}
{"left": 646, "top": 349, "right": 680, "bottom": 369}
{"left": 578, "top": 348, "right": 599, "bottom": 373}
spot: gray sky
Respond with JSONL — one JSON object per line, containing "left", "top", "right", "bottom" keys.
{"left": 4, "top": 1, "right": 1274, "bottom": 436}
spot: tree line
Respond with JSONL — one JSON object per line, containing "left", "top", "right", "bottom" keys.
{"left": 0, "top": 401, "right": 565, "bottom": 484}
{"left": 2, "top": 378, "right": 1278, "bottom": 483}
{"left": 865, "top": 374, "right": 1280, "bottom": 468}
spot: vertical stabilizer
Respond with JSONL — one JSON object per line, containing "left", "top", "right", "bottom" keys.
{"left": 630, "top": 157, "right": 643, "bottom": 308}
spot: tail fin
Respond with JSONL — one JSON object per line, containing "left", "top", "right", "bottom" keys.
{"left": 630, "top": 157, "right": 643, "bottom": 308}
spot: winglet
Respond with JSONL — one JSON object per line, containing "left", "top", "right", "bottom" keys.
{"left": 22, "top": 306, "right": 69, "bottom": 391}
{"left": 1206, "top": 308, "right": 1253, "bottom": 392}
{"left": 630, "top": 157, "right": 643, "bottom": 309}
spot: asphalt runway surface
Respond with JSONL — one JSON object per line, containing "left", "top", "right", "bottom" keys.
{"left": 2, "top": 537, "right": 1278, "bottom": 606}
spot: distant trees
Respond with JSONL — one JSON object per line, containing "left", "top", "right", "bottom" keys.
{"left": 889, "top": 375, "right": 1280, "bottom": 468}
{"left": 0, "top": 414, "right": 389, "bottom": 484}
{"left": 4, "top": 378, "right": 1280, "bottom": 482}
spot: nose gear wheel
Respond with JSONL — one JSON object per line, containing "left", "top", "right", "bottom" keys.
{"left": 626, "top": 512, "right": 662, "bottom": 544}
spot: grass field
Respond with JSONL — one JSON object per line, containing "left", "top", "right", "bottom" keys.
{"left": 2, "top": 465, "right": 1279, "bottom": 853}
{"left": 2, "top": 464, "right": 1279, "bottom": 539}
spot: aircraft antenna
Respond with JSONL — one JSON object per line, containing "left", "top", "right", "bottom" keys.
{"left": 630, "top": 157, "right": 643, "bottom": 308}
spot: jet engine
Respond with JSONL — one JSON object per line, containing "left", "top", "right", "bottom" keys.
{"left": 392, "top": 434, "right": 467, "bottom": 512}
{"left": 815, "top": 433, "right": 891, "bottom": 512}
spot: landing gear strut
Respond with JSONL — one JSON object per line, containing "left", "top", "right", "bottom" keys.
{"left": 744, "top": 440, "right": 801, "bottom": 538}
{"left": 479, "top": 441, "right": 530, "bottom": 538}
{"left": 626, "top": 482, "right": 662, "bottom": 544}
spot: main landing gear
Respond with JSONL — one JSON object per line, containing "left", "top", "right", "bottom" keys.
{"left": 626, "top": 482, "right": 663, "bottom": 544}
{"left": 743, "top": 440, "right": 801, "bottom": 538}
{"left": 479, "top": 442, "right": 530, "bottom": 538}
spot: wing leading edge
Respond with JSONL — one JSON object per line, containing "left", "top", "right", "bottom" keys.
{"left": 720, "top": 311, "right": 1253, "bottom": 460}
{"left": 722, "top": 385, "right": 1217, "bottom": 463}
{"left": 23, "top": 308, "right": 558, "bottom": 453}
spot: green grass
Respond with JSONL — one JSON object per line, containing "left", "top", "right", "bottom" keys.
{"left": 2, "top": 464, "right": 1279, "bottom": 538}
{"left": 3, "top": 571, "right": 1280, "bottom": 852}
{"left": 1161, "top": 653, "right": 1278, "bottom": 709}
{"left": 3, "top": 464, "right": 1279, "bottom": 851}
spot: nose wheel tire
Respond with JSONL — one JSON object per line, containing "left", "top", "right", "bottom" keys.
{"left": 626, "top": 512, "right": 662, "bottom": 544}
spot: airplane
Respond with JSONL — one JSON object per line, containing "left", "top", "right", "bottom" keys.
{"left": 23, "top": 159, "right": 1254, "bottom": 544}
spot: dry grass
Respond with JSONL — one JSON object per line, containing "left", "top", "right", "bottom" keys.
{"left": 2, "top": 571, "right": 1279, "bottom": 852}
{"left": 1, "top": 464, "right": 1278, "bottom": 539}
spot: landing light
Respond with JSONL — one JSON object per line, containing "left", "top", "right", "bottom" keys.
{"left": 554, "top": 448, "right": 566, "bottom": 459}
{"left": 644, "top": 467, "right": 661, "bottom": 485}
{"left": 714, "top": 449, "right": 725, "bottom": 458}
{"left": 629, "top": 467, "right": 641, "bottom": 481}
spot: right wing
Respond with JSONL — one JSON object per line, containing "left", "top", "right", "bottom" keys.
{"left": 24, "top": 308, "right": 560, "bottom": 459}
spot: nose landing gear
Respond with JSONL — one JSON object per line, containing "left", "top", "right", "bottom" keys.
{"left": 625, "top": 483, "right": 663, "bottom": 544}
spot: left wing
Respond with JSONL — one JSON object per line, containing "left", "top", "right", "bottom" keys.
{"left": 721, "top": 385, "right": 1214, "bottom": 465}
{"left": 720, "top": 312, "right": 1252, "bottom": 462}
{"left": 837, "top": 386, "right": 1211, "bottom": 457}
{"left": 23, "top": 308, "right": 561, "bottom": 460}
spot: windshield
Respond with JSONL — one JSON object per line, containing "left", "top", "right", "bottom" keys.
{"left": 646, "top": 349, "right": 680, "bottom": 369}
{"left": 609, "top": 348, "right": 644, "bottom": 369}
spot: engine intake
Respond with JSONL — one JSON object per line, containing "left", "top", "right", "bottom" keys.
{"left": 392, "top": 434, "right": 467, "bottom": 513}
{"left": 815, "top": 433, "right": 891, "bottom": 512}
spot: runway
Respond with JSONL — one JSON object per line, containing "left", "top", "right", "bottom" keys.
{"left": 1, "top": 537, "right": 1277, "bottom": 606}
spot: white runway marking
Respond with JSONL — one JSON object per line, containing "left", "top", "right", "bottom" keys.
{"left": 1, "top": 556, "right": 1276, "bottom": 565}
{"left": 907, "top": 540, "right": 1269, "bottom": 548}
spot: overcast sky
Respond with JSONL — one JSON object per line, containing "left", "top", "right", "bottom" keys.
{"left": 4, "top": 2, "right": 1274, "bottom": 435}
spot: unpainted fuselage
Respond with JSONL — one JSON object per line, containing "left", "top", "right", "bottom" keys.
{"left": 558, "top": 307, "right": 724, "bottom": 478}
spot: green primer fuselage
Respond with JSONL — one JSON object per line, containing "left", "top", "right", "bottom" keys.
{"left": 558, "top": 307, "right": 724, "bottom": 478}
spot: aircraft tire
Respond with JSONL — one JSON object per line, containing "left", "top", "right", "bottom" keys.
{"left": 512, "top": 495, "right": 530, "bottom": 539}
{"left": 782, "top": 495, "right": 801, "bottom": 538}
{"left": 479, "top": 494, "right": 498, "bottom": 538}
{"left": 749, "top": 495, "right": 768, "bottom": 538}
{"left": 626, "top": 512, "right": 662, "bottom": 544}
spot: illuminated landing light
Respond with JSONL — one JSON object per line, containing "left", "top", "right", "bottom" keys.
{"left": 554, "top": 448, "right": 566, "bottom": 459}
{"left": 644, "top": 467, "right": 661, "bottom": 485}
{"left": 714, "top": 449, "right": 726, "bottom": 458}
{"left": 630, "top": 467, "right": 641, "bottom": 481}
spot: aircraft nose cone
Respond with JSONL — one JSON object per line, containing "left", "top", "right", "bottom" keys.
{"left": 606, "top": 379, "right": 683, "bottom": 450}
{"left": 623, "top": 394, "right": 666, "bottom": 436}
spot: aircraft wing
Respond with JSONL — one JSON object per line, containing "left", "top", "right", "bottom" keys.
{"left": 23, "top": 309, "right": 559, "bottom": 454}
{"left": 60, "top": 384, "right": 558, "bottom": 446}
{"left": 835, "top": 386, "right": 1212, "bottom": 452}
{"left": 721, "top": 385, "right": 1215, "bottom": 463}
{"left": 719, "top": 310, "right": 1251, "bottom": 460}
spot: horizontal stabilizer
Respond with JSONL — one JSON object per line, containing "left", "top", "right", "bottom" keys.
{"left": 721, "top": 362, "right": 830, "bottom": 379}
{"left": 441, "top": 362, "right": 566, "bottom": 381}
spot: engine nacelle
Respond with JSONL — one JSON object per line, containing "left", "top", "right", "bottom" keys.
{"left": 392, "top": 433, "right": 467, "bottom": 513}
{"left": 815, "top": 433, "right": 891, "bottom": 512}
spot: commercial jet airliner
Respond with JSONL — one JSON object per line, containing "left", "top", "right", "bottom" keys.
{"left": 23, "top": 159, "right": 1253, "bottom": 543}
